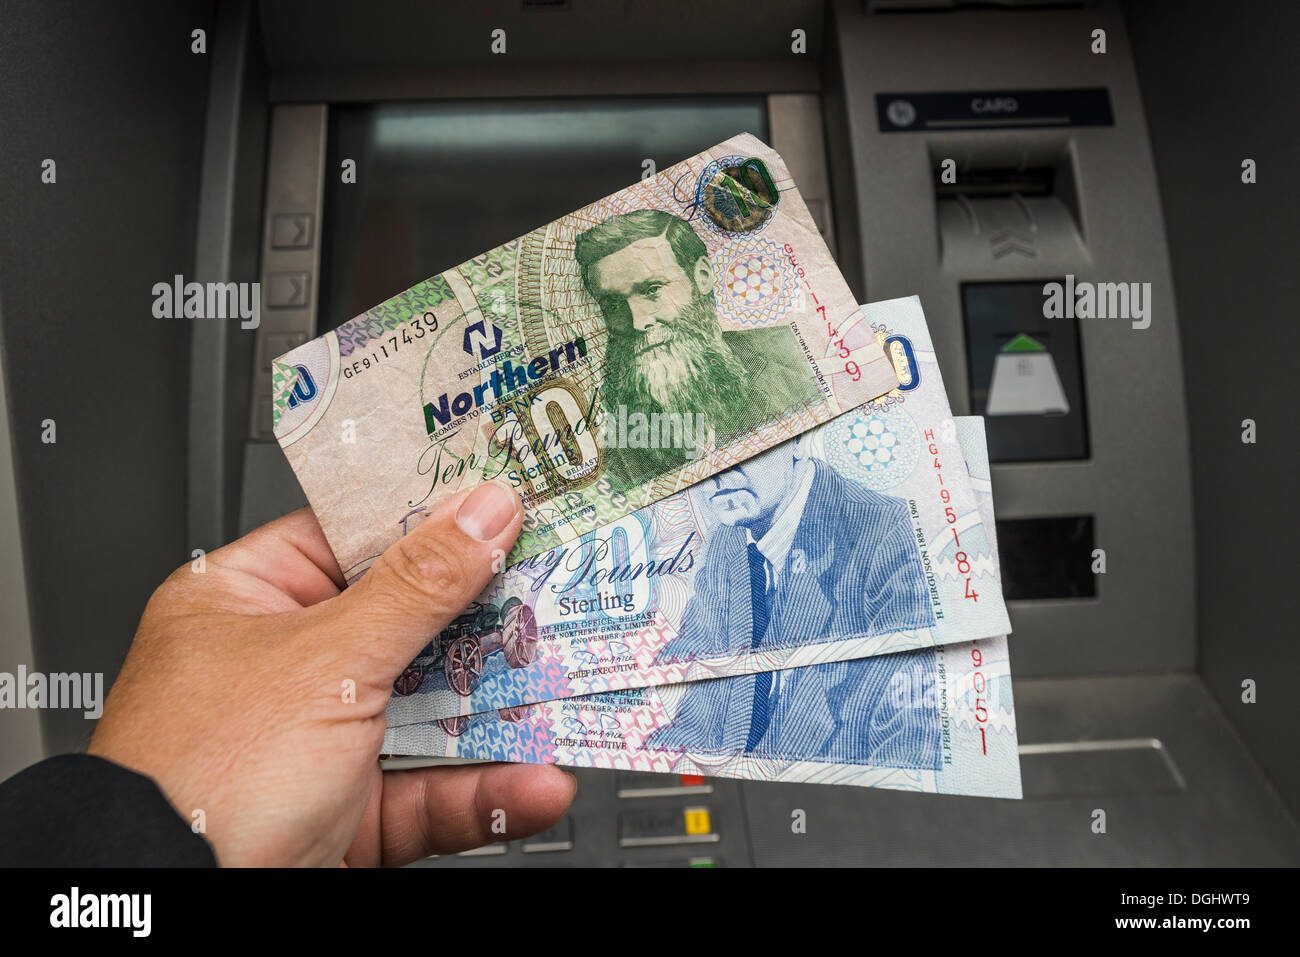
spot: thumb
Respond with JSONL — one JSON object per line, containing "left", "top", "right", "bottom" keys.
{"left": 322, "top": 479, "right": 522, "bottom": 677}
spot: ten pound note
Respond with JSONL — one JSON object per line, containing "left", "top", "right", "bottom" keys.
{"left": 272, "top": 133, "right": 898, "bottom": 576}
{"left": 384, "top": 417, "right": 1021, "bottom": 799}
{"left": 384, "top": 297, "right": 1012, "bottom": 728}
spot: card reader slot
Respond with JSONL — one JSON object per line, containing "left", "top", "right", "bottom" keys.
{"left": 934, "top": 165, "right": 1055, "bottom": 198}
{"left": 930, "top": 138, "right": 1087, "bottom": 267}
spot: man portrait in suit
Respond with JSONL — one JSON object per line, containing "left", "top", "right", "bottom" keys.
{"left": 574, "top": 209, "right": 820, "bottom": 486}
{"left": 645, "top": 435, "right": 938, "bottom": 764}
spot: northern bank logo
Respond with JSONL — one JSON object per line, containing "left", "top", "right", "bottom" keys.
{"left": 285, "top": 364, "right": 318, "bottom": 409}
{"left": 463, "top": 319, "right": 504, "bottom": 359}
{"left": 425, "top": 336, "right": 588, "bottom": 433}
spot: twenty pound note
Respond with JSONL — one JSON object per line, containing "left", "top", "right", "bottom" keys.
{"left": 383, "top": 416, "right": 1022, "bottom": 799}
{"left": 384, "top": 296, "right": 1011, "bottom": 727}
{"left": 272, "top": 133, "right": 897, "bottom": 577}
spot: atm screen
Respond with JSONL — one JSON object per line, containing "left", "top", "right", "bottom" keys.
{"left": 962, "top": 280, "right": 1090, "bottom": 463}
{"left": 319, "top": 97, "right": 770, "bottom": 332}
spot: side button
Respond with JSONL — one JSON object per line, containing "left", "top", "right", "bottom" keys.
{"left": 261, "top": 333, "right": 308, "bottom": 373}
{"left": 522, "top": 816, "right": 573, "bottom": 853}
{"left": 270, "top": 213, "right": 314, "bottom": 249}
{"left": 266, "top": 271, "right": 311, "bottom": 309}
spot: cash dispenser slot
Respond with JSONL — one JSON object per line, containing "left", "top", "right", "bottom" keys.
{"left": 995, "top": 516, "right": 1096, "bottom": 600}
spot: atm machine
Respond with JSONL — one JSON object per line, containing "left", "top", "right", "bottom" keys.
{"left": 3, "top": 0, "right": 1297, "bottom": 866}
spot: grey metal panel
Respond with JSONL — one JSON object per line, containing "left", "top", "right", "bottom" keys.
{"left": 744, "top": 675, "right": 1300, "bottom": 866}
{"left": 0, "top": 294, "right": 45, "bottom": 778}
{"left": 258, "top": 0, "right": 825, "bottom": 67}
{"left": 271, "top": 62, "right": 823, "bottom": 104}
{"left": 828, "top": 0, "right": 1196, "bottom": 677}
{"left": 0, "top": 0, "right": 215, "bottom": 756}
{"left": 394, "top": 675, "right": 1300, "bottom": 867}
{"left": 1124, "top": 0, "right": 1300, "bottom": 820}
{"left": 406, "top": 769, "right": 754, "bottom": 868}
{"left": 768, "top": 93, "right": 839, "bottom": 259}
{"left": 190, "top": 0, "right": 270, "bottom": 551}
{"left": 237, "top": 439, "right": 306, "bottom": 535}
{"left": 819, "top": 43, "right": 866, "bottom": 298}
{"left": 248, "top": 105, "right": 326, "bottom": 440}
{"left": 259, "top": 0, "right": 824, "bottom": 101}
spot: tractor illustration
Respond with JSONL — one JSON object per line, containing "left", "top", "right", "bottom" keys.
{"left": 433, "top": 704, "right": 534, "bottom": 739}
{"left": 392, "top": 597, "right": 539, "bottom": 699}
{"left": 435, "top": 715, "right": 471, "bottom": 737}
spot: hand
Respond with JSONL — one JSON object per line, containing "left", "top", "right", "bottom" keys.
{"left": 89, "top": 481, "right": 575, "bottom": 866}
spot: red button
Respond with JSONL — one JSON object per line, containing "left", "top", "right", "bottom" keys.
{"left": 679, "top": 775, "right": 705, "bottom": 786}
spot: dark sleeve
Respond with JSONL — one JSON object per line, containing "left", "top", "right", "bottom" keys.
{"left": 0, "top": 754, "right": 217, "bottom": 866}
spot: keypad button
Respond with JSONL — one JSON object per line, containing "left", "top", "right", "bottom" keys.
{"left": 619, "top": 806, "right": 719, "bottom": 847}
{"left": 522, "top": 816, "right": 574, "bottom": 853}
{"left": 616, "top": 771, "right": 713, "bottom": 798}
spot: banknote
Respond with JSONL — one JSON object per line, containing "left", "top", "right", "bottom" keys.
{"left": 384, "top": 296, "right": 1011, "bottom": 727}
{"left": 272, "top": 133, "right": 898, "bottom": 576}
{"left": 382, "top": 416, "right": 1021, "bottom": 799}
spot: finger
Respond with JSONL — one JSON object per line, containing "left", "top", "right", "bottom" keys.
{"left": 320, "top": 481, "right": 521, "bottom": 674}
{"left": 377, "top": 762, "right": 576, "bottom": 866}
{"left": 341, "top": 768, "right": 386, "bottom": 868}
{"left": 206, "top": 507, "right": 346, "bottom": 605}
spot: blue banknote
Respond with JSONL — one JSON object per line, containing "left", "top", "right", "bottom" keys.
{"left": 382, "top": 417, "right": 1021, "bottom": 799}
{"left": 385, "top": 297, "right": 1011, "bottom": 727}
{"left": 385, "top": 297, "right": 1012, "bottom": 728}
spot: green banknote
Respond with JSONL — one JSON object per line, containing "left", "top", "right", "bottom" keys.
{"left": 273, "top": 134, "right": 898, "bottom": 575}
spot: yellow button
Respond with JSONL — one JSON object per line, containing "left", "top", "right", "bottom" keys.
{"left": 683, "top": 806, "right": 712, "bottom": 835}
